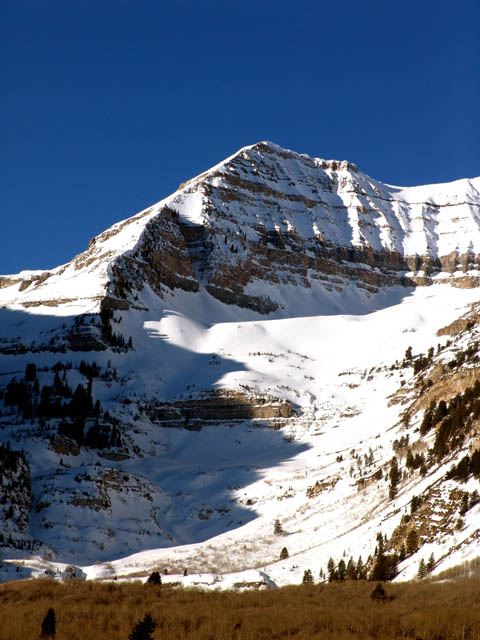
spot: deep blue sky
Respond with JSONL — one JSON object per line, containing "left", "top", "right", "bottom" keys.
{"left": 2, "top": 0, "right": 479, "bottom": 274}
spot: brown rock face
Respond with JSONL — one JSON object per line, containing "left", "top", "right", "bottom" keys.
{"left": 107, "top": 207, "right": 418, "bottom": 314}
{"left": 103, "top": 205, "right": 420, "bottom": 314}
{"left": 108, "top": 206, "right": 200, "bottom": 306}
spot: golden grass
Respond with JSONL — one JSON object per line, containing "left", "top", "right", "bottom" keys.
{"left": 0, "top": 577, "right": 479, "bottom": 639}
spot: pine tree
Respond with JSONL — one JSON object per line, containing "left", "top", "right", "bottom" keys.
{"left": 426, "top": 553, "right": 435, "bottom": 573}
{"left": 146, "top": 570, "right": 161, "bottom": 585}
{"left": 53, "top": 372, "right": 62, "bottom": 395}
{"left": 459, "top": 493, "right": 469, "bottom": 516}
{"left": 410, "top": 495, "right": 420, "bottom": 513}
{"left": 370, "top": 555, "right": 388, "bottom": 582}
{"left": 376, "top": 532, "right": 385, "bottom": 555}
{"left": 337, "top": 558, "right": 346, "bottom": 581}
{"left": 327, "top": 557, "right": 336, "bottom": 582}
{"left": 302, "top": 569, "right": 314, "bottom": 584}
{"left": 469, "top": 489, "right": 480, "bottom": 509}
{"left": 128, "top": 613, "right": 157, "bottom": 640}
{"left": 406, "top": 528, "right": 419, "bottom": 556}
{"left": 356, "top": 556, "right": 366, "bottom": 580}
{"left": 279, "top": 547, "right": 289, "bottom": 560}
{"left": 273, "top": 519, "right": 283, "bottom": 535}
{"left": 389, "top": 457, "right": 401, "bottom": 499}
{"left": 25, "top": 363, "right": 37, "bottom": 383}
{"left": 369, "top": 533, "right": 398, "bottom": 582}
{"left": 346, "top": 556, "right": 357, "bottom": 580}
{"left": 370, "top": 582, "right": 387, "bottom": 602}
{"left": 40, "top": 608, "right": 56, "bottom": 638}
{"left": 471, "top": 451, "right": 480, "bottom": 477}
{"left": 406, "top": 448, "right": 415, "bottom": 469}
{"left": 417, "top": 558, "right": 426, "bottom": 579}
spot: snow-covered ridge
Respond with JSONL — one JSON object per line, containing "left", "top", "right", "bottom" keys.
{"left": 199, "top": 140, "right": 480, "bottom": 255}
{"left": 1, "top": 141, "right": 480, "bottom": 319}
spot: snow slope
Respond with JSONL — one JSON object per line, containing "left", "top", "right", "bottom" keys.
{"left": 2, "top": 283, "right": 480, "bottom": 586}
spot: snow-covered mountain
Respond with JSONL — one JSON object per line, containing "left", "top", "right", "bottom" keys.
{"left": 1, "top": 141, "right": 480, "bottom": 587}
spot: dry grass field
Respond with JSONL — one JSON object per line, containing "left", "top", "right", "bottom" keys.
{"left": 0, "top": 576, "right": 479, "bottom": 640}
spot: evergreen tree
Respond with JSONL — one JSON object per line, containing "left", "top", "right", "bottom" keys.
{"left": 356, "top": 556, "right": 366, "bottom": 580}
{"left": 40, "top": 608, "right": 56, "bottom": 638}
{"left": 366, "top": 555, "right": 373, "bottom": 575}
{"left": 53, "top": 372, "right": 62, "bottom": 395}
{"left": 413, "top": 453, "right": 425, "bottom": 470}
{"left": 410, "top": 495, "right": 421, "bottom": 513}
{"left": 337, "top": 558, "right": 346, "bottom": 581}
{"left": 25, "top": 363, "right": 37, "bottom": 383}
{"left": 279, "top": 547, "right": 289, "bottom": 560}
{"left": 69, "top": 384, "right": 92, "bottom": 418}
{"left": 459, "top": 493, "right": 469, "bottom": 516}
{"left": 370, "top": 583, "right": 387, "bottom": 602}
{"left": 417, "top": 558, "right": 426, "bottom": 579}
{"left": 406, "top": 448, "right": 415, "bottom": 469}
{"left": 406, "top": 528, "right": 419, "bottom": 556}
{"left": 273, "top": 519, "right": 283, "bottom": 535}
{"left": 370, "top": 555, "right": 388, "bottom": 582}
{"left": 389, "top": 457, "right": 401, "bottom": 499}
{"left": 456, "top": 457, "right": 471, "bottom": 483}
{"left": 346, "top": 556, "right": 357, "bottom": 580}
{"left": 128, "top": 613, "right": 156, "bottom": 640}
{"left": 426, "top": 553, "right": 435, "bottom": 573}
{"left": 471, "top": 450, "right": 480, "bottom": 477}
{"left": 146, "top": 570, "right": 161, "bottom": 585}
{"left": 376, "top": 532, "right": 384, "bottom": 555}
{"left": 369, "top": 533, "right": 398, "bottom": 581}
{"left": 302, "top": 569, "right": 314, "bottom": 584}
{"left": 469, "top": 489, "right": 480, "bottom": 509}
{"left": 94, "top": 400, "right": 101, "bottom": 416}
{"left": 327, "top": 557, "right": 336, "bottom": 582}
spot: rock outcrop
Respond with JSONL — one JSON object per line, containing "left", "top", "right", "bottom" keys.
{"left": 146, "top": 391, "right": 294, "bottom": 430}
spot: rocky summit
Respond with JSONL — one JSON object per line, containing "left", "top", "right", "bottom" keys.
{"left": 1, "top": 142, "right": 480, "bottom": 588}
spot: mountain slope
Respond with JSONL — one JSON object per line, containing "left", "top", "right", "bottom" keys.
{"left": 0, "top": 142, "right": 480, "bottom": 586}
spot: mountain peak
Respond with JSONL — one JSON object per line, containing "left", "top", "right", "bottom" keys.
{"left": 1, "top": 142, "right": 480, "bottom": 322}
{"left": 227, "top": 140, "right": 359, "bottom": 174}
